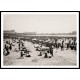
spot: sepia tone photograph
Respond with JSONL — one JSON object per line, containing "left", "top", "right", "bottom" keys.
{"left": 1, "top": 12, "right": 79, "bottom": 68}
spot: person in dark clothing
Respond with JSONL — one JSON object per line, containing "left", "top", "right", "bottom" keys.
{"left": 70, "top": 43, "right": 74, "bottom": 50}
{"left": 19, "top": 43, "right": 24, "bottom": 58}
{"left": 54, "top": 39, "right": 58, "bottom": 49}
{"left": 61, "top": 40, "right": 64, "bottom": 51}
{"left": 20, "top": 51, "right": 24, "bottom": 58}
{"left": 19, "top": 43, "right": 20, "bottom": 50}
{"left": 44, "top": 51, "right": 48, "bottom": 58}
{"left": 49, "top": 43, "right": 53, "bottom": 56}
{"left": 68, "top": 40, "right": 71, "bottom": 48}
{"left": 73, "top": 41, "right": 76, "bottom": 50}
{"left": 4, "top": 41, "right": 10, "bottom": 56}
{"left": 38, "top": 51, "right": 42, "bottom": 56}
{"left": 55, "top": 42, "right": 58, "bottom": 49}
{"left": 57, "top": 43, "right": 60, "bottom": 48}
{"left": 9, "top": 43, "right": 12, "bottom": 50}
{"left": 66, "top": 43, "right": 69, "bottom": 50}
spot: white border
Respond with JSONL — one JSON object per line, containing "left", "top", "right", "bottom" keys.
{"left": 1, "top": 12, "right": 78, "bottom": 15}
{"left": 1, "top": 12, "right": 79, "bottom": 68}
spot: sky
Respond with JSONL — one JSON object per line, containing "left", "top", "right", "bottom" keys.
{"left": 3, "top": 13, "right": 77, "bottom": 33}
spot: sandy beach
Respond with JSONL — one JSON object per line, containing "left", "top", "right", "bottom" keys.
{"left": 3, "top": 41, "right": 77, "bottom": 66}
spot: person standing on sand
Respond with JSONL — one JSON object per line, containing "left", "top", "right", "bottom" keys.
{"left": 6, "top": 39, "right": 12, "bottom": 51}
{"left": 49, "top": 43, "right": 53, "bottom": 56}
{"left": 18, "top": 39, "right": 22, "bottom": 51}
{"left": 61, "top": 40, "right": 64, "bottom": 51}
{"left": 19, "top": 42, "right": 24, "bottom": 59}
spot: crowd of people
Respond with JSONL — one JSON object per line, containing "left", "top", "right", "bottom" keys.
{"left": 32, "top": 37, "right": 77, "bottom": 58}
{"left": 3, "top": 38, "right": 31, "bottom": 58}
{"left": 3, "top": 37, "right": 77, "bottom": 59}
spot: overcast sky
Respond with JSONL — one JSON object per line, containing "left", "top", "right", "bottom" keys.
{"left": 3, "top": 13, "right": 77, "bottom": 33}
